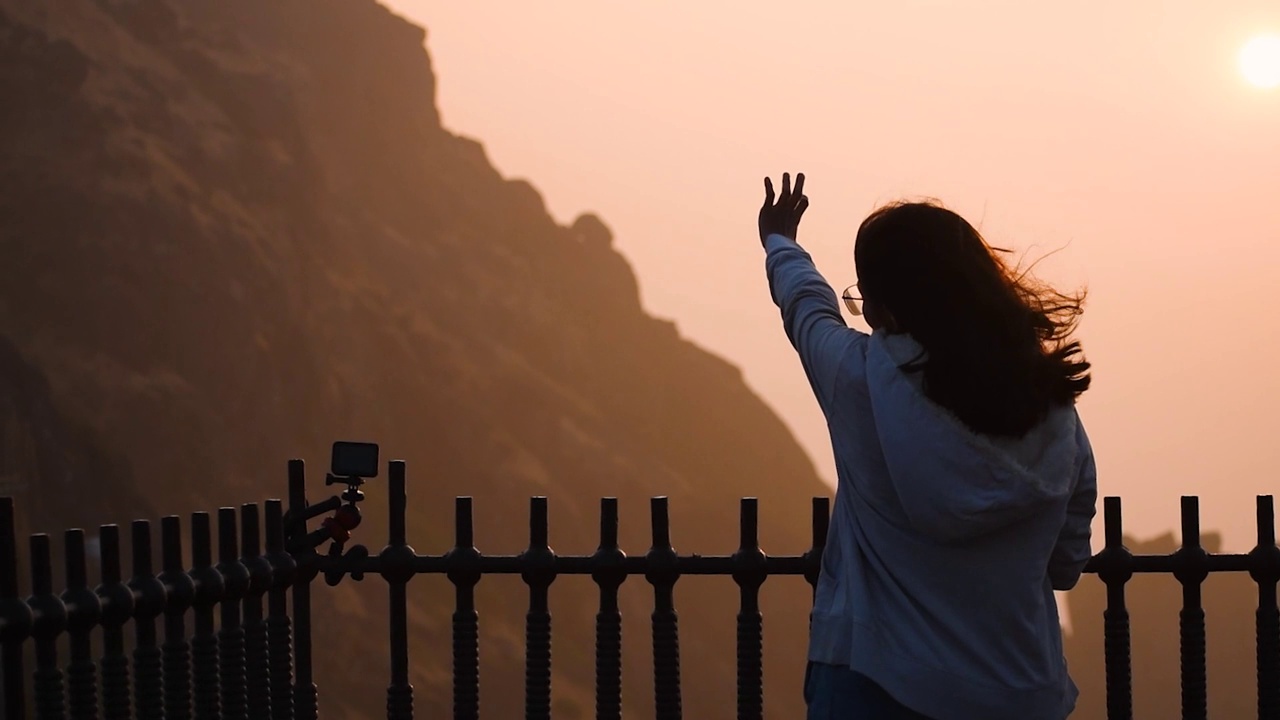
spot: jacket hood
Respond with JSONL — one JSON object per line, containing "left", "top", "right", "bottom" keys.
{"left": 865, "top": 331, "right": 1081, "bottom": 544}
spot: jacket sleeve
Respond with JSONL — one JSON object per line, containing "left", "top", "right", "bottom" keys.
{"left": 1048, "top": 416, "right": 1098, "bottom": 590}
{"left": 763, "top": 234, "right": 865, "bottom": 414}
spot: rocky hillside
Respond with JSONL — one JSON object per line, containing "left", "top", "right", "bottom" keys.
{"left": 0, "top": 0, "right": 829, "bottom": 716}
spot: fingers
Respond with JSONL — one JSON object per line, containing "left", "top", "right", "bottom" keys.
{"left": 796, "top": 194, "right": 809, "bottom": 220}
{"left": 763, "top": 172, "right": 806, "bottom": 210}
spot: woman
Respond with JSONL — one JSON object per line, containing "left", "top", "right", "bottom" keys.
{"left": 759, "top": 173, "right": 1097, "bottom": 720}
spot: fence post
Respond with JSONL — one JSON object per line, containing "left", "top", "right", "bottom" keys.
{"left": 803, "top": 498, "right": 829, "bottom": 601}
{"left": 160, "top": 516, "right": 195, "bottom": 720}
{"left": 1095, "top": 497, "right": 1134, "bottom": 720}
{"left": 1174, "top": 497, "right": 1209, "bottom": 720}
{"left": 63, "top": 528, "right": 102, "bottom": 719}
{"left": 1, "top": 497, "right": 32, "bottom": 720}
{"left": 646, "top": 496, "right": 682, "bottom": 720}
{"left": 97, "top": 525, "right": 133, "bottom": 720}
{"left": 190, "top": 512, "right": 224, "bottom": 720}
{"left": 129, "top": 520, "right": 166, "bottom": 720}
{"left": 732, "top": 498, "right": 766, "bottom": 720}
{"left": 383, "top": 460, "right": 415, "bottom": 720}
{"left": 287, "top": 460, "right": 320, "bottom": 720}
{"left": 591, "top": 498, "right": 626, "bottom": 720}
{"left": 447, "top": 496, "right": 481, "bottom": 720}
{"left": 521, "top": 497, "right": 556, "bottom": 720}
{"left": 1250, "top": 495, "right": 1280, "bottom": 719}
{"left": 29, "top": 533, "right": 67, "bottom": 720}
{"left": 217, "top": 507, "right": 250, "bottom": 720}
{"left": 240, "top": 504, "right": 272, "bottom": 720}
{"left": 264, "top": 500, "right": 296, "bottom": 720}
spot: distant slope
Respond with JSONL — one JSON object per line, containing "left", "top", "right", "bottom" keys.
{"left": 0, "top": 0, "right": 829, "bottom": 715}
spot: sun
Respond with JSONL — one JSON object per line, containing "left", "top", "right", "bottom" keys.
{"left": 1239, "top": 34, "right": 1280, "bottom": 89}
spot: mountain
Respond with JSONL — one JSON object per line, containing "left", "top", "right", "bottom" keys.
{"left": 0, "top": 0, "right": 829, "bottom": 716}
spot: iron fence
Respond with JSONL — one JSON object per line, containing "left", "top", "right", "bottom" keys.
{"left": 1, "top": 458, "right": 1278, "bottom": 719}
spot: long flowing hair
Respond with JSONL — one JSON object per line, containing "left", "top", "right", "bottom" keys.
{"left": 854, "top": 201, "right": 1091, "bottom": 437}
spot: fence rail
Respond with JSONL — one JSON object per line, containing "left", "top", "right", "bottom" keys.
{"left": 1, "top": 458, "right": 1278, "bottom": 720}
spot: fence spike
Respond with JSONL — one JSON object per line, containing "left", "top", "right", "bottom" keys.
{"left": 600, "top": 497, "right": 618, "bottom": 550}
{"left": 530, "top": 496, "right": 549, "bottom": 550}
{"left": 389, "top": 460, "right": 407, "bottom": 548}
{"left": 739, "top": 498, "right": 758, "bottom": 554}
{"left": 651, "top": 496, "right": 671, "bottom": 550}
{"left": 456, "top": 496, "right": 474, "bottom": 550}
{"left": 0, "top": 498, "right": 19, "bottom": 599}
{"left": 1105, "top": 495, "right": 1124, "bottom": 549}
{"left": 1258, "top": 495, "right": 1276, "bottom": 548}
{"left": 1180, "top": 496, "right": 1201, "bottom": 551}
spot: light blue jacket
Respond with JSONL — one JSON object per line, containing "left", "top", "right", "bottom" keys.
{"left": 764, "top": 234, "right": 1097, "bottom": 720}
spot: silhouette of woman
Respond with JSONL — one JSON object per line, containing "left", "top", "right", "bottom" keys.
{"left": 759, "top": 173, "right": 1097, "bottom": 720}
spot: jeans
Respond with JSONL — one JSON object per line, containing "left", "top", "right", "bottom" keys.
{"left": 804, "top": 662, "right": 936, "bottom": 720}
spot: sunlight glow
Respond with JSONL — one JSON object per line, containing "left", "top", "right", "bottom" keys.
{"left": 1239, "top": 34, "right": 1280, "bottom": 89}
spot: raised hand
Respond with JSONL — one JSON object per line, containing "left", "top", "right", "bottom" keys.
{"left": 758, "top": 172, "right": 808, "bottom": 245}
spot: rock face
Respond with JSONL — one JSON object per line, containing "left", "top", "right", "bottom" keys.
{"left": 0, "top": 0, "right": 828, "bottom": 716}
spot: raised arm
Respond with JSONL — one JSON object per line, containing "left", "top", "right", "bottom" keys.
{"left": 760, "top": 173, "right": 865, "bottom": 412}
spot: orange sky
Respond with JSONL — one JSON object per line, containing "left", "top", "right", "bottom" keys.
{"left": 387, "top": 1, "right": 1280, "bottom": 552}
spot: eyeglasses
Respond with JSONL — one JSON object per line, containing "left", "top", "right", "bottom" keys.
{"left": 841, "top": 285, "right": 863, "bottom": 316}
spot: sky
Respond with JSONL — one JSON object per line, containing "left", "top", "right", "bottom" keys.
{"left": 386, "top": 1, "right": 1280, "bottom": 553}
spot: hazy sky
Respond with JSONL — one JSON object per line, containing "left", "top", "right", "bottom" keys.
{"left": 388, "top": 1, "right": 1280, "bottom": 552}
